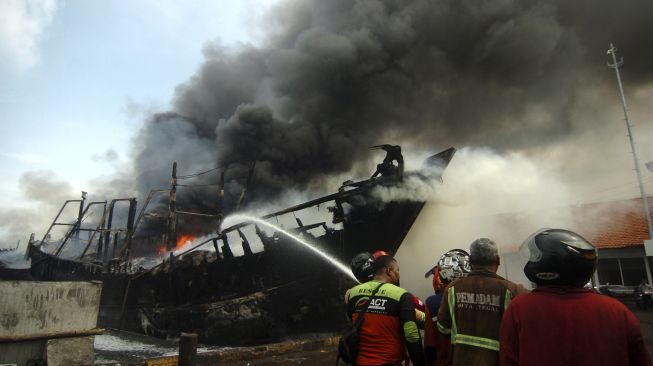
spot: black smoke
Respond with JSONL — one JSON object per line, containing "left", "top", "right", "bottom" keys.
{"left": 128, "top": 0, "right": 653, "bottom": 223}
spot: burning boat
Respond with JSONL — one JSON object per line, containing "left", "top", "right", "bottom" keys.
{"left": 13, "top": 146, "right": 455, "bottom": 345}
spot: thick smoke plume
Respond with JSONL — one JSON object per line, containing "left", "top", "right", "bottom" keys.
{"left": 4, "top": 0, "right": 653, "bottom": 250}
{"left": 128, "top": 0, "right": 653, "bottom": 220}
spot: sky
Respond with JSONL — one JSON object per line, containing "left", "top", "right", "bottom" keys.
{"left": 0, "top": 0, "right": 278, "bottom": 245}
{"left": 2, "top": 0, "right": 653, "bottom": 254}
{"left": 0, "top": 0, "right": 276, "bottom": 201}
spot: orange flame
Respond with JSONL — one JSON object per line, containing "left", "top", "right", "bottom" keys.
{"left": 176, "top": 234, "right": 195, "bottom": 250}
{"left": 156, "top": 234, "right": 196, "bottom": 256}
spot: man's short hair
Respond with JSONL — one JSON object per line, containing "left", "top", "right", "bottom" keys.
{"left": 372, "top": 255, "right": 396, "bottom": 275}
{"left": 469, "top": 238, "right": 499, "bottom": 265}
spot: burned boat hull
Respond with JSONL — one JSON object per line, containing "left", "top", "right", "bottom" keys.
{"left": 14, "top": 147, "right": 456, "bottom": 345}
{"left": 24, "top": 200, "right": 423, "bottom": 345}
{"left": 118, "top": 197, "right": 427, "bottom": 345}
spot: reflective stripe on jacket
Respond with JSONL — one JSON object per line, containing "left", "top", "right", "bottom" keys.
{"left": 346, "top": 280, "right": 425, "bottom": 366}
{"left": 436, "top": 270, "right": 523, "bottom": 366}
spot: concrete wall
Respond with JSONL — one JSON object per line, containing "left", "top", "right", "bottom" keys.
{"left": 0, "top": 281, "right": 102, "bottom": 366}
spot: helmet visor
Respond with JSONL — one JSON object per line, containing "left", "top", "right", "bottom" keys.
{"left": 519, "top": 228, "right": 550, "bottom": 263}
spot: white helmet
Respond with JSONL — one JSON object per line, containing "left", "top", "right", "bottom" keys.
{"left": 425, "top": 249, "right": 471, "bottom": 285}
{"left": 439, "top": 249, "right": 471, "bottom": 284}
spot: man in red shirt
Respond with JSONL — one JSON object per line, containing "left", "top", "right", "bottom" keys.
{"left": 500, "top": 228, "right": 652, "bottom": 366}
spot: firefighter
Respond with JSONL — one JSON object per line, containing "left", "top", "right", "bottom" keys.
{"left": 347, "top": 250, "right": 427, "bottom": 366}
{"left": 349, "top": 250, "right": 427, "bottom": 327}
{"left": 423, "top": 249, "right": 471, "bottom": 366}
{"left": 437, "top": 238, "right": 524, "bottom": 366}
{"left": 346, "top": 253, "right": 425, "bottom": 366}
{"left": 500, "top": 228, "right": 652, "bottom": 366}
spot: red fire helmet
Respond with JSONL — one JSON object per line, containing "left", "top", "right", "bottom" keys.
{"left": 372, "top": 250, "right": 392, "bottom": 260}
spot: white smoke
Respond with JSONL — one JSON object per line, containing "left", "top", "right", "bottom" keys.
{"left": 396, "top": 147, "right": 576, "bottom": 299}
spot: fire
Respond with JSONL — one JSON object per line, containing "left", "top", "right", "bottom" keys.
{"left": 157, "top": 234, "right": 196, "bottom": 256}
{"left": 176, "top": 234, "right": 196, "bottom": 250}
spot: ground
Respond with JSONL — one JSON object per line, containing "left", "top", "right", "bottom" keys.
{"left": 94, "top": 303, "right": 653, "bottom": 365}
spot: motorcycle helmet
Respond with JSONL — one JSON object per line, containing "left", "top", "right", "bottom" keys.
{"left": 350, "top": 252, "right": 374, "bottom": 283}
{"left": 425, "top": 249, "right": 471, "bottom": 288}
{"left": 522, "top": 228, "right": 597, "bottom": 287}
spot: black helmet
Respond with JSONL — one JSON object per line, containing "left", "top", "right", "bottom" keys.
{"left": 351, "top": 252, "right": 374, "bottom": 282}
{"left": 522, "top": 228, "right": 597, "bottom": 287}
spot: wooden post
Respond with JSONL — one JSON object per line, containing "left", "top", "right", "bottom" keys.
{"left": 179, "top": 332, "right": 197, "bottom": 366}
{"left": 166, "top": 162, "right": 178, "bottom": 252}
{"left": 75, "top": 191, "right": 86, "bottom": 240}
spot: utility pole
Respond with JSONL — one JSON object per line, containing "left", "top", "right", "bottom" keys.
{"left": 607, "top": 44, "right": 653, "bottom": 284}
{"left": 607, "top": 44, "right": 653, "bottom": 238}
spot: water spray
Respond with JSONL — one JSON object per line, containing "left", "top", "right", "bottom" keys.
{"left": 222, "top": 214, "right": 359, "bottom": 283}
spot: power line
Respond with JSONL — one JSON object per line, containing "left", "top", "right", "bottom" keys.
{"left": 177, "top": 183, "right": 222, "bottom": 188}
{"left": 177, "top": 166, "right": 221, "bottom": 180}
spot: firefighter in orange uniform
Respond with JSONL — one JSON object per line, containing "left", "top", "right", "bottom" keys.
{"left": 346, "top": 253, "right": 425, "bottom": 366}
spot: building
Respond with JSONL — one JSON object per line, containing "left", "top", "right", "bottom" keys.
{"left": 494, "top": 196, "right": 653, "bottom": 290}
{"left": 576, "top": 197, "right": 653, "bottom": 287}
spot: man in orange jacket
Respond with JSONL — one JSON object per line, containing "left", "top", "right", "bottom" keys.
{"left": 346, "top": 253, "right": 425, "bottom": 365}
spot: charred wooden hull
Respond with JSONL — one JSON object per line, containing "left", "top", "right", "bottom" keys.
{"left": 25, "top": 199, "right": 424, "bottom": 345}
{"left": 11, "top": 147, "right": 456, "bottom": 345}
{"left": 117, "top": 198, "right": 427, "bottom": 345}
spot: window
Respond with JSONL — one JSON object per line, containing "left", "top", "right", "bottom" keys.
{"left": 621, "top": 258, "right": 648, "bottom": 286}
{"left": 597, "top": 258, "right": 622, "bottom": 285}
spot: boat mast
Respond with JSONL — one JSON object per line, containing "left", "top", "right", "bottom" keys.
{"left": 74, "top": 191, "right": 87, "bottom": 241}
{"left": 166, "top": 161, "right": 178, "bottom": 252}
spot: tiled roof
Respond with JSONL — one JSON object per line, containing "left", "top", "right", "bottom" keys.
{"left": 571, "top": 197, "right": 653, "bottom": 249}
